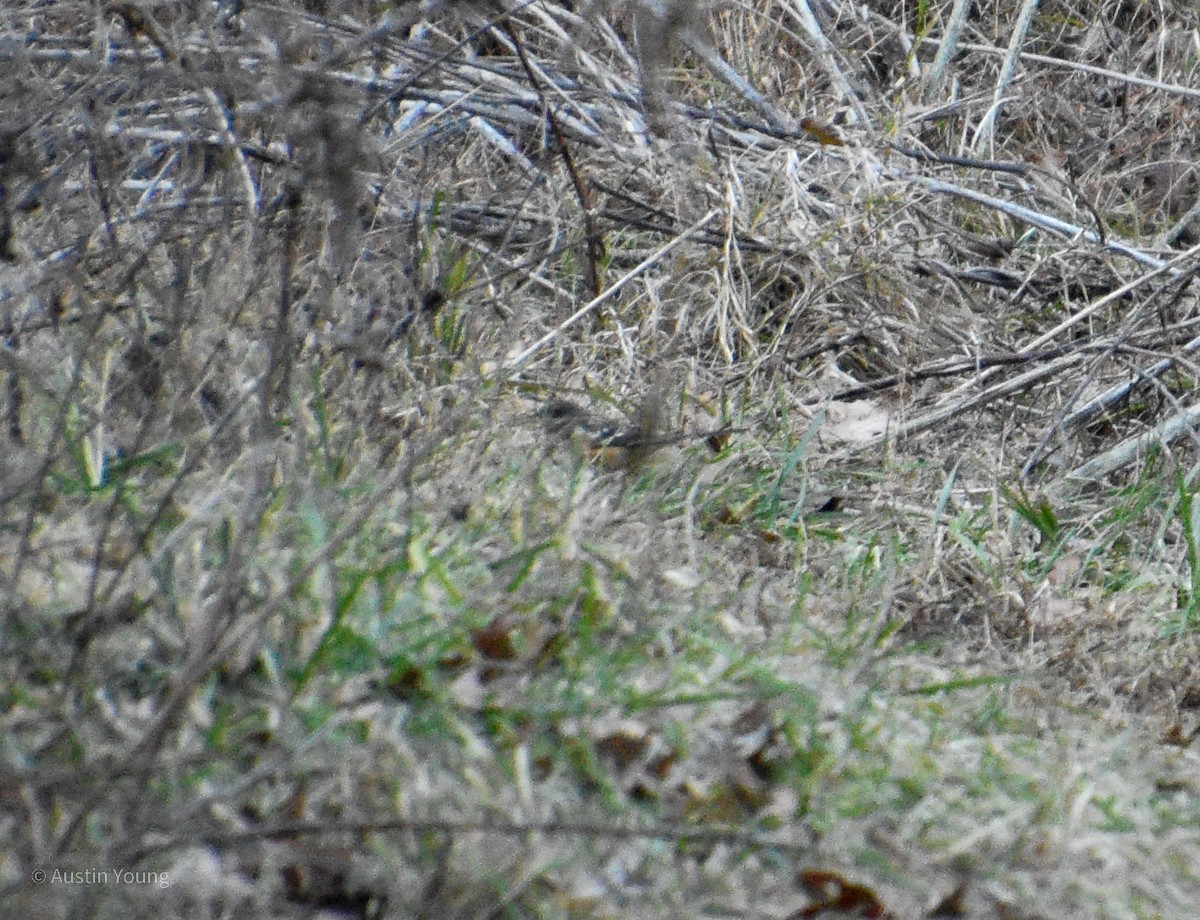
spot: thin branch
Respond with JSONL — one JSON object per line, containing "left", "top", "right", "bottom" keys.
{"left": 499, "top": 209, "right": 719, "bottom": 374}
{"left": 1069, "top": 402, "right": 1200, "bottom": 482}
{"left": 120, "top": 816, "right": 815, "bottom": 867}
{"left": 923, "top": 0, "right": 973, "bottom": 100}
{"left": 894, "top": 171, "right": 1171, "bottom": 272}
{"left": 971, "top": 0, "right": 1040, "bottom": 153}
{"left": 918, "top": 37, "right": 1200, "bottom": 103}
{"left": 779, "top": 0, "right": 871, "bottom": 128}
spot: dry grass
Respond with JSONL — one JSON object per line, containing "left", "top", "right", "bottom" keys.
{"left": 4, "top": 1, "right": 1200, "bottom": 917}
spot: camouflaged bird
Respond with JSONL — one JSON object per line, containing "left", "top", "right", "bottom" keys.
{"left": 538, "top": 398, "right": 740, "bottom": 469}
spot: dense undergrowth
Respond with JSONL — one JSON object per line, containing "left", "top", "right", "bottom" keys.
{"left": 4, "top": 1, "right": 1200, "bottom": 917}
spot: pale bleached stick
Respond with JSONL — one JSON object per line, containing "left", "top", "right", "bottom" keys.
{"left": 896, "top": 351, "right": 1084, "bottom": 438}
{"left": 923, "top": 0, "right": 973, "bottom": 100}
{"left": 918, "top": 38, "right": 1200, "bottom": 102}
{"left": 1069, "top": 401, "right": 1200, "bottom": 482}
{"left": 1020, "top": 241, "right": 1200, "bottom": 354}
{"left": 679, "top": 26, "right": 793, "bottom": 133}
{"left": 201, "top": 87, "right": 260, "bottom": 215}
{"left": 896, "top": 171, "right": 1170, "bottom": 271}
{"left": 1022, "top": 331, "right": 1200, "bottom": 477}
{"left": 970, "top": 0, "right": 1040, "bottom": 154}
{"left": 780, "top": 0, "right": 871, "bottom": 128}
{"left": 1159, "top": 196, "right": 1200, "bottom": 249}
{"left": 500, "top": 209, "right": 719, "bottom": 374}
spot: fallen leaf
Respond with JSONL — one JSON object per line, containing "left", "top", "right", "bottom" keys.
{"left": 823, "top": 400, "right": 889, "bottom": 443}
{"left": 792, "top": 868, "right": 896, "bottom": 919}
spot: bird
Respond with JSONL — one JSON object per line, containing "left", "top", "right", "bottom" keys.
{"left": 537, "top": 397, "right": 740, "bottom": 469}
